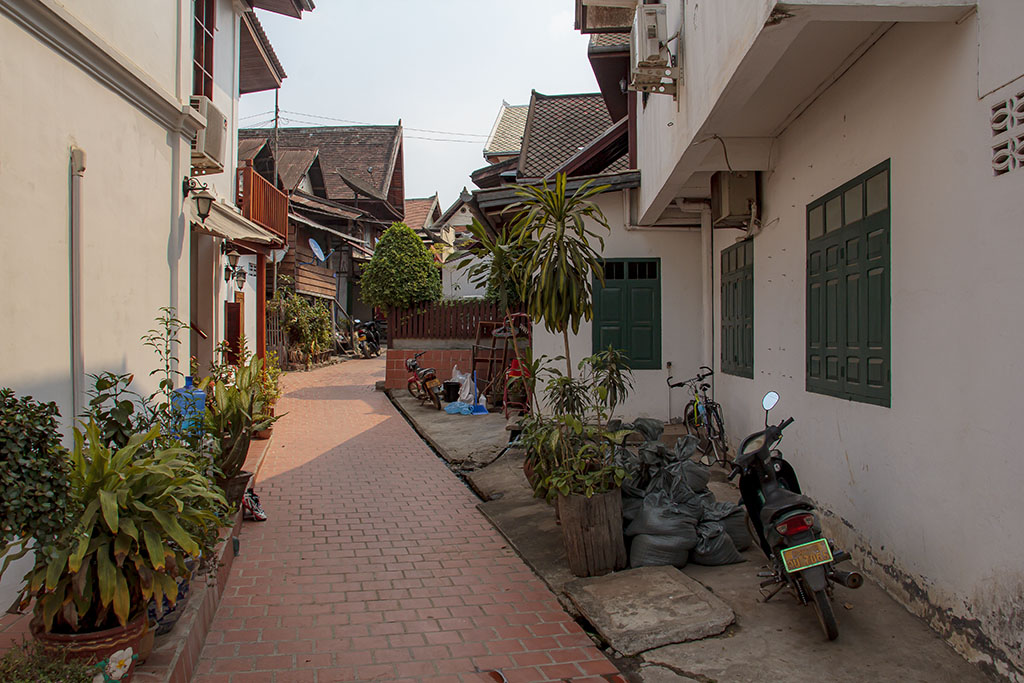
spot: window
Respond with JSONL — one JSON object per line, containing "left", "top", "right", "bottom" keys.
{"left": 721, "top": 240, "right": 753, "bottom": 378}
{"left": 193, "top": 0, "right": 215, "bottom": 98}
{"left": 806, "top": 160, "right": 890, "bottom": 406}
{"left": 593, "top": 259, "right": 661, "bottom": 370}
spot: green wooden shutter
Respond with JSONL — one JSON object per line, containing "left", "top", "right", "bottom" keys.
{"left": 593, "top": 259, "right": 661, "bottom": 370}
{"left": 722, "top": 241, "right": 753, "bottom": 378}
{"left": 806, "top": 160, "right": 890, "bottom": 407}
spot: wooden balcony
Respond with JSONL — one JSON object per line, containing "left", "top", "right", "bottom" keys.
{"left": 237, "top": 161, "right": 288, "bottom": 243}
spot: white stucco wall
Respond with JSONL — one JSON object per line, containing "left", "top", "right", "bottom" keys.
{"left": 440, "top": 207, "right": 487, "bottom": 299}
{"left": 532, "top": 193, "right": 703, "bottom": 420}
{"left": 0, "top": 10, "right": 191, "bottom": 419}
{"left": 709, "top": 18, "right": 1024, "bottom": 678}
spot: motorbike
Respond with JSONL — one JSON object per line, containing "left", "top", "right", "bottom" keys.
{"left": 353, "top": 319, "right": 381, "bottom": 358}
{"left": 730, "top": 391, "right": 863, "bottom": 640}
{"left": 405, "top": 351, "right": 442, "bottom": 410}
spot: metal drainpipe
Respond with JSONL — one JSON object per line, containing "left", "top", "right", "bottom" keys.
{"left": 701, "top": 203, "right": 714, "bottom": 370}
{"left": 69, "top": 147, "right": 86, "bottom": 419}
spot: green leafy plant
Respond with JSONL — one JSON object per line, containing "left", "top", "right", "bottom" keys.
{"left": 274, "top": 279, "right": 333, "bottom": 364}
{"left": 257, "top": 350, "right": 283, "bottom": 407}
{"left": 0, "top": 390, "right": 73, "bottom": 579}
{"left": 447, "top": 220, "right": 526, "bottom": 314}
{"left": 203, "top": 355, "right": 276, "bottom": 480}
{"left": 521, "top": 349, "right": 634, "bottom": 500}
{"left": 360, "top": 222, "right": 441, "bottom": 311}
{"left": 0, "top": 641, "right": 97, "bottom": 682}
{"left": 81, "top": 372, "right": 144, "bottom": 451}
{"left": 510, "top": 173, "right": 610, "bottom": 377}
{"left": 21, "top": 422, "right": 227, "bottom": 633}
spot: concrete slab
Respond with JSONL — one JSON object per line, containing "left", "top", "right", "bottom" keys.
{"left": 466, "top": 447, "right": 533, "bottom": 503}
{"left": 639, "top": 664, "right": 702, "bottom": 682}
{"left": 389, "top": 389, "right": 510, "bottom": 470}
{"left": 564, "top": 566, "right": 735, "bottom": 657}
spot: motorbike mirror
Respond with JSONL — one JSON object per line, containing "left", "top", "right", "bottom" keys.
{"left": 762, "top": 391, "right": 780, "bottom": 412}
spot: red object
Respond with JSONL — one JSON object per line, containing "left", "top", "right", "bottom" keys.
{"left": 776, "top": 513, "right": 815, "bottom": 536}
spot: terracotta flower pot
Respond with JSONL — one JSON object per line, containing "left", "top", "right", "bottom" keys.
{"left": 33, "top": 612, "right": 147, "bottom": 682}
{"left": 254, "top": 404, "right": 275, "bottom": 440}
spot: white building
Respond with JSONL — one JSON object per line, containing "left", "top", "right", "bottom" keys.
{"left": 562, "top": 0, "right": 1023, "bottom": 677}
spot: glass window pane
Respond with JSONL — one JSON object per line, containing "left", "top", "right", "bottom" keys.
{"left": 825, "top": 197, "right": 842, "bottom": 233}
{"left": 808, "top": 206, "right": 824, "bottom": 240}
{"left": 866, "top": 170, "right": 889, "bottom": 215}
{"left": 844, "top": 185, "right": 863, "bottom": 224}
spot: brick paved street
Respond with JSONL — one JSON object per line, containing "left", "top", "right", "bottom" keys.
{"left": 195, "top": 359, "right": 623, "bottom": 683}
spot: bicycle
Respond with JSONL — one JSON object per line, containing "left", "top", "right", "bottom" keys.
{"left": 667, "top": 366, "right": 730, "bottom": 467}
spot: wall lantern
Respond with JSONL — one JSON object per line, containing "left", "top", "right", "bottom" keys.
{"left": 223, "top": 247, "right": 247, "bottom": 290}
{"left": 183, "top": 176, "right": 213, "bottom": 222}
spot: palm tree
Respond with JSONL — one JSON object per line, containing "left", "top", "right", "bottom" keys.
{"left": 510, "top": 173, "right": 610, "bottom": 378}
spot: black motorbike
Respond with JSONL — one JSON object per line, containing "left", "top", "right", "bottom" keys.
{"left": 730, "top": 391, "right": 863, "bottom": 640}
{"left": 353, "top": 319, "right": 382, "bottom": 358}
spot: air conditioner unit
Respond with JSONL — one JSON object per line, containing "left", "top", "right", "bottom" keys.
{"left": 190, "top": 95, "right": 227, "bottom": 175}
{"left": 629, "top": 3, "right": 679, "bottom": 97}
{"left": 711, "top": 171, "right": 758, "bottom": 228}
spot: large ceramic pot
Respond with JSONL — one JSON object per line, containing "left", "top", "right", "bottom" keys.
{"left": 216, "top": 470, "right": 253, "bottom": 508}
{"left": 33, "top": 612, "right": 147, "bottom": 682}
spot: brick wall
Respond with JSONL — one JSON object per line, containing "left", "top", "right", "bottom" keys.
{"left": 385, "top": 348, "right": 474, "bottom": 390}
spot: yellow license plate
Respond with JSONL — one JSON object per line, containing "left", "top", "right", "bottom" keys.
{"left": 781, "top": 538, "right": 834, "bottom": 573}
{"left": 425, "top": 378, "right": 441, "bottom": 389}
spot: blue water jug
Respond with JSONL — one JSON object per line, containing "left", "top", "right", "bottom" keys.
{"left": 172, "top": 376, "right": 206, "bottom": 437}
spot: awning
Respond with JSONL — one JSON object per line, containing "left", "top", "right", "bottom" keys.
{"left": 289, "top": 212, "right": 373, "bottom": 257}
{"left": 190, "top": 195, "right": 280, "bottom": 245}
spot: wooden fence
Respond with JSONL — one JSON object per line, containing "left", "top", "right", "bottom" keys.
{"left": 387, "top": 301, "right": 525, "bottom": 340}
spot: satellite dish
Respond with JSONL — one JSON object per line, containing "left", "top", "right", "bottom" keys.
{"left": 270, "top": 248, "right": 287, "bottom": 264}
{"left": 309, "top": 238, "right": 326, "bottom": 263}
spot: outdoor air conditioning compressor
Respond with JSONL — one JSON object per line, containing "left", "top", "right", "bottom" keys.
{"left": 190, "top": 95, "right": 227, "bottom": 175}
{"left": 711, "top": 171, "right": 758, "bottom": 228}
{"left": 630, "top": 3, "right": 679, "bottom": 97}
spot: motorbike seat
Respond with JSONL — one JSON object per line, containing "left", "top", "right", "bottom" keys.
{"left": 760, "top": 488, "right": 815, "bottom": 526}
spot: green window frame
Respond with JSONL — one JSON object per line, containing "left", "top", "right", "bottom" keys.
{"left": 721, "top": 240, "right": 753, "bottom": 378}
{"left": 806, "top": 160, "right": 891, "bottom": 407}
{"left": 592, "top": 258, "right": 661, "bottom": 370}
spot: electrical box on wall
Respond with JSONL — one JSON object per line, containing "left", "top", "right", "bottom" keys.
{"left": 710, "top": 171, "right": 758, "bottom": 228}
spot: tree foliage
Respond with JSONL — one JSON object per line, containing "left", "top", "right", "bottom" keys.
{"left": 360, "top": 222, "right": 441, "bottom": 310}
{"left": 447, "top": 220, "right": 525, "bottom": 314}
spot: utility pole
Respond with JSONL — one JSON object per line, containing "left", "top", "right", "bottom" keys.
{"left": 272, "top": 89, "right": 280, "bottom": 296}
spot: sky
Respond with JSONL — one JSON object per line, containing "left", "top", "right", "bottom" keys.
{"left": 239, "top": 1, "right": 600, "bottom": 215}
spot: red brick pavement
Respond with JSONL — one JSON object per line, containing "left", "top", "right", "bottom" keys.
{"left": 195, "top": 359, "right": 623, "bottom": 683}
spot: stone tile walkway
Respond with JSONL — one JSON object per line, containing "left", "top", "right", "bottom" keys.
{"left": 195, "top": 359, "right": 623, "bottom": 683}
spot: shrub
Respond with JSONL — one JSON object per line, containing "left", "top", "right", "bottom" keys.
{"left": 360, "top": 222, "right": 441, "bottom": 310}
{"left": 0, "top": 641, "right": 97, "bottom": 683}
{"left": 0, "top": 389, "right": 73, "bottom": 577}
{"left": 274, "top": 279, "right": 333, "bottom": 361}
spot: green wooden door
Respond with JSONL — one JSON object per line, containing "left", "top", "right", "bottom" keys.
{"left": 593, "top": 259, "right": 661, "bottom": 370}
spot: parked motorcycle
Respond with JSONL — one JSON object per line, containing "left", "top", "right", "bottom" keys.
{"left": 405, "top": 351, "right": 442, "bottom": 410}
{"left": 730, "top": 391, "right": 863, "bottom": 640}
{"left": 353, "top": 319, "right": 381, "bottom": 358}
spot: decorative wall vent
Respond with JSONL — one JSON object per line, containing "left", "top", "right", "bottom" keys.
{"left": 991, "top": 92, "right": 1024, "bottom": 175}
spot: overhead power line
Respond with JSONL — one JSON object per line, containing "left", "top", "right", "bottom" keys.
{"left": 264, "top": 114, "right": 484, "bottom": 144}
{"left": 279, "top": 109, "right": 488, "bottom": 139}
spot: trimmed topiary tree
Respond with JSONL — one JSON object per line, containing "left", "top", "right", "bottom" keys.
{"left": 360, "top": 222, "right": 441, "bottom": 310}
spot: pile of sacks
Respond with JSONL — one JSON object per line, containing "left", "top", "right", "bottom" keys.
{"left": 616, "top": 418, "right": 750, "bottom": 568}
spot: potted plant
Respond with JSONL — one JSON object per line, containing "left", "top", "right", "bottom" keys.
{"left": 520, "top": 349, "right": 635, "bottom": 577}
{"left": 254, "top": 351, "right": 283, "bottom": 440}
{"left": 1, "top": 641, "right": 100, "bottom": 682}
{"left": 17, "top": 422, "right": 227, "bottom": 682}
{"left": 204, "top": 354, "right": 277, "bottom": 506}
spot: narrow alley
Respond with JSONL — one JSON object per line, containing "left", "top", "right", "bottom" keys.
{"left": 194, "top": 359, "right": 623, "bottom": 682}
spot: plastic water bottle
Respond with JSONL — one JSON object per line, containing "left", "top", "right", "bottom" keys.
{"left": 172, "top": 376, "right": 206, "bottom": 437}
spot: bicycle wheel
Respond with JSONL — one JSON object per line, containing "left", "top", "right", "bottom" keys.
{"left": 708, "top": 406, "right": 729, "bottom": 465}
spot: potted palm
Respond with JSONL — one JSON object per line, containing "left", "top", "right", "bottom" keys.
{"left": 204, "top": 355, "right": 277, "bottom": 506}
{"left": 508, "top": 173, "right": 634, "bottom": 577}
{"left": 521, "top": 349, "right": 634, "bottom": 577}
{"left": 19, "top": 422, "right": 227, "bottom": 682}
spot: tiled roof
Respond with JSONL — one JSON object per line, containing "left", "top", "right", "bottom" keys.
{"left": 247, "top": 12, "right": 286, "bottom": 79}
{"left": 404, "top": 196, "right": 439, "bottom": 231}
{"left": 518, "top": 92, "right": 626, "bottom": 179}
{"left": 276, "top": 148, "right": 318, "bottom": 192}
{"left": 238, "top": 137, "right": 267, "bottom": 164}
{"left": 238, "top": 125, "right": 402, "bottom": 202}
{"left": 589, "top": 32, "right": 629, "bottom": 49}
{"left": 483, "top": 103, "right": 529, "bottom": 158}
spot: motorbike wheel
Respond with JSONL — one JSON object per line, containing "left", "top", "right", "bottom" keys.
{"left": 811, "top": 589, "right": 839, "bottom": 641}
{"left": 361, "top": 343, "right": 371, "bottom": 359}
{"left": 428, "top": 388, "right": 442, "bottom": 410}
{"left": 408, "top": 379, "right": 426, "bottom": 401}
